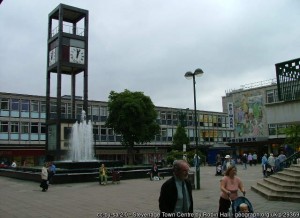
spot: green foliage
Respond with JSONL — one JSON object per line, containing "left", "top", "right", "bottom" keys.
{"left": 105, "top": 89, "right": 160, "bottom": 164}
{"left": 165, "top": 149, "right": 205, "bottom": 166}
{"left": 284, "top": 124, "right": 300, "bottom": 151}
{"left": 172, "top": 125, "right": 189, "bottom": 151}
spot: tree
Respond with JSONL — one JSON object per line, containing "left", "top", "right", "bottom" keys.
{"left": 284, "top": 124, "right": 300, "bottom": 152}
{"left": 172, "top": 124, "right": 189, "bottom": 151}
{"left": 105, "top": 89, "right": 160, "bottom": 165}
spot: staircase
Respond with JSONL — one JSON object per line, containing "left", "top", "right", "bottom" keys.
{"left": 251, "top": 164, "right": 300, "bottom": 203}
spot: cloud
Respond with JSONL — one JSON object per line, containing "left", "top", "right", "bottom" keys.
{"left": 1, "top": 0, "right": 300, "bottom": 112}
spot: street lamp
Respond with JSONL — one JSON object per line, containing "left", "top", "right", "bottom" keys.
{"left": 184, "top": 68, "right": 204, "bottom": 190}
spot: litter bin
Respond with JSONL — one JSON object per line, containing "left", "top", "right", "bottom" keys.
{"left": 188, "top": 172, "right": 195, "bottom": 190}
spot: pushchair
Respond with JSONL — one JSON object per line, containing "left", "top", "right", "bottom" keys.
{"left": 230, "top": 196, "right": 254, "bottom": 218}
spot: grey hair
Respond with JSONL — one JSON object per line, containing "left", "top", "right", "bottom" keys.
{"left": 173, "top": 160, "right": 187, "bottom": 173}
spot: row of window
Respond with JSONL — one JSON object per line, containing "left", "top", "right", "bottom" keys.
{"left": 1, "top": 98, "right": 230, "bottom": 128}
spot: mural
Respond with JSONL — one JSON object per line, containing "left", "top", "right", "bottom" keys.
{"left": 234, "top": 92, "right": 264, "bottom": 137}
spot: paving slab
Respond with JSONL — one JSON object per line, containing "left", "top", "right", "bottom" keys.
{"left": 0, "top": 164, "right": 299, "bottom": 218}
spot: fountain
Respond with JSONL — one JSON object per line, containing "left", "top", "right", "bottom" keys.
{"left": 68, "top": 110, "right": 95, "bottom": 161}
{"left": 53, "top": 111, "right": 123, "bottom": 170}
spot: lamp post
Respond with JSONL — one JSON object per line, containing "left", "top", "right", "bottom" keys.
{"left": 184, "top": 68, "right": 204, "bottom": 190}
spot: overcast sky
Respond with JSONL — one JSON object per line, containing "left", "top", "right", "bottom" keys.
{"left": 0, "top": 0, "right": 299, "bottom": 112}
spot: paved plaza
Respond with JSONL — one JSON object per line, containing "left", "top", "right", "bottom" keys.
{"left": 0, "top": 164, "right": 299, "bottom": 218}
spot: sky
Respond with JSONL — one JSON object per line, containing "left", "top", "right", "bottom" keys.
{"left": 0, "top": 0, "right": 299, "bottom": 112}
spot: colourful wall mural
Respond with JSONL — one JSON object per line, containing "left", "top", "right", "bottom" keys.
{"left": 234, "top": 92, "right": 264, "bottom": 137}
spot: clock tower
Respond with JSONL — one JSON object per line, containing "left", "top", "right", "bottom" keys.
{"left": 46, "top": 4, "right": 89, "bottom": 160}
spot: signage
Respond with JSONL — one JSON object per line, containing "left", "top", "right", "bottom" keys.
{"left": 228, "top": 102, "right": 234, "bottom": 129}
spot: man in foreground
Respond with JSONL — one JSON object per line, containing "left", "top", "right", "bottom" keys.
{"left": 159, "top": 160, "right": 193, "bottom": 217}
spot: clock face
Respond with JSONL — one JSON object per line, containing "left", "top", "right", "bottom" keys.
{"left": 49, "top": 48, "right": 56, "bottom": 66}
{"left": 70, "top": 47, "right": 85, "bottom": 64}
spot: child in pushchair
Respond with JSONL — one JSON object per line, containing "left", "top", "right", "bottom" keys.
{"left": 231, "top": 196, "right": 258, "bottom": 217}
{"left": 215, "top": 161, "right": 222, "bottom": 176}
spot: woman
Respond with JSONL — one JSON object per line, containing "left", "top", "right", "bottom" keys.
{"left": 218, "top": 165, "right": 245, "bottom": 218}
{"left": 40, "top": 163, "right": 48, "bottom": 192}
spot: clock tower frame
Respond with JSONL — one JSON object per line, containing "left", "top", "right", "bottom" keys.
{"left": 46, "top": 4, "right": 89, "bottom": 160}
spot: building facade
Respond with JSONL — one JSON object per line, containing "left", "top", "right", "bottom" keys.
{"left": 222, "top": 71, "right": 300, "bottom": 160}
{"left": 0, "top": 92, "right": 232, "bottom": 166}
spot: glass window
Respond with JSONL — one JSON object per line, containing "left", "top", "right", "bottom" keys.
{"left": 0, "top": 98, "right": 9, "bottom": 110}
{"left": 268, "top": 124, "right": 276, "bottom": 135}
{"left": 76, "top": 104, "right": 83, "bottom": 115}
{"left": 31, "top": 122, "right": 39, "bottom": 133}
{"left": 92, "top": 106, "right": 99, "bottom": 116}
{"left": 161, "top": 128, "right": 167, "bottom": 137}
{"left": 31, "top": 100, "right": 39, "bottom": 112}
{"left": 266, "top": 89, "right": 278, "bottom": 103}
{"left": 0, "top": 121, "right": 9, "bottom": 132}
{"left": 41, "top": 123, "right": 46, "bottom": 134}
{"left": 11, "top": 99, "right": 19, "bottom": 111}
{"left": 10, "top": 122, "right": 19, "bottom": 133}
{"left": 108, "top": 128, "right": 114, "bottom": 135}
{"left": 21, "top": 99, "right": 30, "bottom": 112}
{"left": 100, "top": 125, "right": 107, "bottom": 135}
{"left": 21, "top": 122, "right": 29, "bottom": 134}
{"left": 50, "top": 102, "right": 57, "bottom": 113}
{"left": 93, "top": 125, "right": 99, "bottom": 135}
{"left": 160, "top": 112, "right": 166, "bottom": 120}
{"left": 61, "top": 104, "right": 66, "bottom": 114}
{"left": 277, "top": 124, "right": 286, "bottom": 135}
{"left": 100, "top": 106, "right": 107, "bottom": 116}
{"left": 40, "top": 101, "right": 46, "bottom": 113}
{"left": 166, "top": 113, "right": 172, "bottom": 120}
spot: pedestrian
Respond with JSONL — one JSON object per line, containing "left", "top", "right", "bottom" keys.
{"left": 218, "top": 165, "right": 245, "bottom": 218}
{"left": 150, "top": 163, "right": 160, "bottom": 180}
{"left": 268, "top": 153, "right": 276, "bottom": 174}
{"left": 48, "top": 161, "right": 56, "bottom": 184}
{"left": 247, "top": 153, "right": 253, "bottom": 166}
{"left": 222, "top": 155, "right": 235, "bottom": 175}
{"left": 99, "top": 163, "right": 108, "bottom": 185}
{"left": 242, "top": 153, "right": 247, "bottom": 170}
{"left": 40, "top": 162, "right": 48, "bottom": 192}
{"left": 261, "top": 154, "right": 268, "bottom": 178}
{"left": 252, "top": 152, "right": 258, "bottom": 166}
{"left": 159, "top": 160, "right": 193, "bottom": 216}
{"left": 277, "top": 151, "right": 287, "bottom": 170}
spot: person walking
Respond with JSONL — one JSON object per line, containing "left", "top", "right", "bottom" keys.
{"left": 40, "top": 163, "right": 48, "bottom": 192}
{"left": 252, "top": 152, "right": 258, "bottom": 166}
{"left": 48, "top": 161, "right": 56, "bottom": 184}
{"left": 268, "top": 153, "right": 276, "bottom": 174}
{"left": 261, "top": 154, "right": 268, "bottom": 178}
{"left": 159, "top": 160, "right": 193, "bottom": 216}
{"left": 218, "top": 166, "right": 245, "bottom": 218}
{"left": 247, "top": 153, "right": 253, "bottom": 166}
{"left": 278, "top": 151, "right": 287, "bottom": 170}
{"left": 222, "top": 155, "right": 235, "bottom": 175}
{"left": 242, "top": 153, "right": 247, "bottom": 170}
